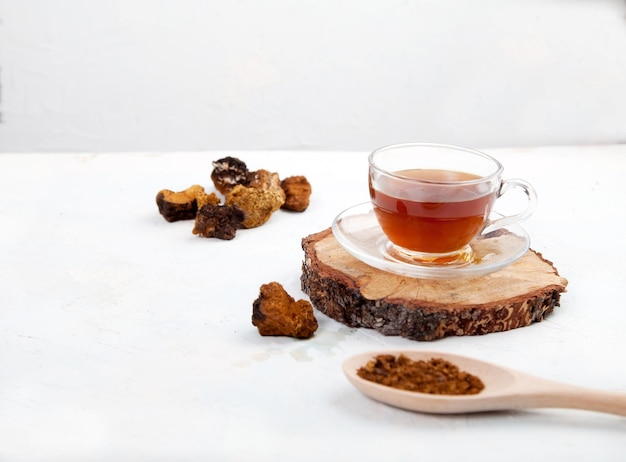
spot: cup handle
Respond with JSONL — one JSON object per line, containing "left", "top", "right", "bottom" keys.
{"left": 483, "top": 178, "right": 537, "bottom": 233}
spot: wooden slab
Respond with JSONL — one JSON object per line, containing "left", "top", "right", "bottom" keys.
{"left": 301, "top": 228, "right": 568, "bottom": 341}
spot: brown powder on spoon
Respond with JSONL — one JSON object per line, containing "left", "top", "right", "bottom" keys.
{"left": 357, "top": 354, "right": 485, "bottom": 395}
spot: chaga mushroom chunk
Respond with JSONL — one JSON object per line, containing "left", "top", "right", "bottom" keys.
{"left": 225, "top": 185, "right": 284, "bottom": 229}
{"left": 210, "top": 156, "right": 250, "bottom": 195}
{"left": 280, "top": 176, "right": 312, "bottom": 212}
{"left": 195, "top": 190, "right": 221, "bottom": 209}
{"left": 156, "top": 185, "right": 205, "bottom": 222}
{"left": 192, "top": 203, "right": 244, "bottom": 240}
{"left": 248, "top": 169, "right": 286, "bottom": 202}
{"left": 252, "top": 282, "right": 318, "bottom": 339}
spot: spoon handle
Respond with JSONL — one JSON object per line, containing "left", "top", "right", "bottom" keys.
{"left": 516, "top": 377, "right": 626, "bottom": 417}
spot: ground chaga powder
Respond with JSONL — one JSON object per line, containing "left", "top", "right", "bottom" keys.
{"left": 357, "top": 354, "right": 485, "bottom": 395}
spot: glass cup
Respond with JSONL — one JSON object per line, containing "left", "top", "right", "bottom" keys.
{"left": 368, "top": 143, "right": 537, "bottom": 267}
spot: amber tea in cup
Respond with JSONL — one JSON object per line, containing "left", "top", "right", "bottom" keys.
{"left": 368, "top": 143, "right": 537, "bottom": 267}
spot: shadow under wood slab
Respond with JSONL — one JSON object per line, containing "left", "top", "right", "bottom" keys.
{"left": 301, "top": 228, "right": 568, "bottom": 341}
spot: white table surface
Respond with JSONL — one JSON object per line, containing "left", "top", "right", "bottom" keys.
{"left": 1, "top": 146, "right": 625, "bottom": 461}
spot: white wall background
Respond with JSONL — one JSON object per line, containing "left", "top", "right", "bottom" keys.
{"left": 1, "top": 0, "right": 625, "bottom": 152}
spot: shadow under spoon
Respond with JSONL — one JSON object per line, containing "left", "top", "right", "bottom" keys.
{"left": 343, "top": 350, "right": 626, "bottom": 416}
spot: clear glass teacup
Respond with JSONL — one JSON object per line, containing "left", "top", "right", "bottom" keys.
{"left": 368, "top": 143, "right": 537, "bottom": 267}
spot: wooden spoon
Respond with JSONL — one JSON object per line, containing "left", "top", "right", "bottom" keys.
{"left": 343, "top": 350, "right": 626, "bottom": 416}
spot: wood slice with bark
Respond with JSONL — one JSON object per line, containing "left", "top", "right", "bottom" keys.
{"left": 301, "top": 228, "right": 568, "bottom": 341}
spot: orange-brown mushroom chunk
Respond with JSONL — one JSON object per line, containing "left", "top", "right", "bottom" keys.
{"left": 280, "top": 176, "right": 312, "bottom": 212}
{"left": 225, "top": 185, "right": 284, "bottom": 228}
{"left": 252, "top": 282, "right": 318, "bottom": 339}
{"left": 156, "top": 185, "right": 206, "bottom": 222}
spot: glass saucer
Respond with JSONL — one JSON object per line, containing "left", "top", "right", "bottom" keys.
{"left": 331, "top": 203, "right": 530, "bottom": 279}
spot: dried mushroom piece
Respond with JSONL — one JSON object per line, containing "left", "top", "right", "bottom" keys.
{"left": 281, "top": 176, "right": 312, "bottom": 212}
{"left": 210, "top": 156, "right": 250, "bottom": 195}
{"left": 252, "top": 282, "right": 318, "bottom": 339}
{"left": 156, "top": 184, "right": 205, "bottom": 222}
{"left": 195, "top": 190, "right": 221, "bottom": 209}
{"left": 192, "top": 203, "right": 244, "bottom": 240}
{"left": 225, "top": 184, "right": 284, "bottom": 228}
{"left": 248, "top": 169, "right": 286, "bottom": 203}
